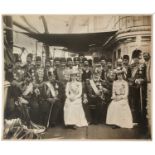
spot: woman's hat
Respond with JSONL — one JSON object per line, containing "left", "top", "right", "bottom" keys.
{"left": 70, "top": 67, "right": 79, "bottom": 75}
{"left": 114, "top": 67, "right": 124, "bottom": 75}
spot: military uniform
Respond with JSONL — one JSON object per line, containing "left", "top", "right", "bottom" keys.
{"left": 128, "top": 50, "right": 147, "bottom": 128}
{"left": 39, "top": 80, "right": 65, "bottom": 126}
{"left": 84, "top": 72, "right": 108, "bottom": 124}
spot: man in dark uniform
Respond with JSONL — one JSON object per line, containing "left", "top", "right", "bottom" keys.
{"left": 143, "top": 52, "right": 151, "bottom": 135}
{"left": 106, "top": 58, "right": 113, "bottom": 81}
{"left": 23, "top": 53, "right": 35, "bottom": 76}
{"left": 39, "top": 69, "right": 65, "bottom": 127}
{"left": 100, "top": 56, "right": 107, "bottom": 81}
{"left": 122, "top": 55, "right": 131, "bottom": 80}
{"left": 81, "top": 58, "right": 92, "bottom": 123}
{"left": 43, "top": 58, "right": 52, "bottom": 81}
{"left": 5, "top": 64, "right": 14, "bottom": 82}
{"left": 82, "top": 58, "right": 92, "bottom": 82}
{"left": 83, "top": 57, "right": 108, "bottom": 124}
{"left": 128, "top": 49, "right": 146, "bottom": 130}
{"left": 30, "top": 56, "right": 44, "bottom": 124}
{"left": 57, "top": 57, "right": 67, "bottom": 85}
{"left": 5, "top": 67, "right": 25, "bottom": 120}
{"left": 84, "top": 71, "right": 108, "bottom": 124}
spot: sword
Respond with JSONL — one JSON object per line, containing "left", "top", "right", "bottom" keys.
{"left": 140, "top": 85, "right": 143, "bottom": 115}
{"left": 46, "top": 102, "right": 54, "bottom": 128}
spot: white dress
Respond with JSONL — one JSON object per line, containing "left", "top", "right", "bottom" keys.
{"left": 106, "top": 80, "right": 133, "bottom": 128}
{"left": 64, "top": 81, "right": 88, "bottom": 127}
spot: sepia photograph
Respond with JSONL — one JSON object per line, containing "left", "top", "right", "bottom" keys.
{"left": 2, "top": 15, "right": 152, "bottom": 140}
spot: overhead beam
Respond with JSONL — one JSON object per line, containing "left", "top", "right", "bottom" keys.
{"left": 13, "top": 20, "right": 36, "bottom": 33}
{"left": 40, "top": 16, "right": 49, "bottom": 33}
{"left": 40, "top": 16, "right": 50, "bottom": 59}
{"left": 20, "top": 16, "right": 40, "bottom": 33}
{"left": 68, "top": 16, "right": 76, "bottom": 33}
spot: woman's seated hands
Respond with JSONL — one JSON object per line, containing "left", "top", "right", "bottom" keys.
{"left": 112, "top": 95, "right": 127, "bottom": 101}
{"left": 83, "top": 94, "right": 88, "bottom": 104}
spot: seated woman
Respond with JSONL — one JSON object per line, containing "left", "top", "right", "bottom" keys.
{"left": 64, "top": 68, "right": 88, "bottom": 129}
{"left": 106, "top": 67, "right": 133, "bottom": 129}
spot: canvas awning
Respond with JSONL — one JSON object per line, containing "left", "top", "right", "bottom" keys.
{"left": 23, "top": 31, "right": 117, "bottom": 53}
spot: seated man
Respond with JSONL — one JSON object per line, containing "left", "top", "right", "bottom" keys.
{"left": 84, "top": 71, "right": 108, "bottom": 124}
{"left": 39, "top": 69, "right": 65, "bottom": 127}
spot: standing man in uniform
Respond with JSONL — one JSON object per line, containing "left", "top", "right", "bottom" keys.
{"left": 128, "top": 50, "right": 146, "bottom": 130}
{"left": 23, "top": 53, "right": 35, "bottom": 76}
{"left": 122, "top": 55, "right": 131, "bottom": 80}
{"left": 143, "top": 52, "right": 151, "bottom": 135}
{"left": 100, "top": 56, "right": 107, "bottom": 81}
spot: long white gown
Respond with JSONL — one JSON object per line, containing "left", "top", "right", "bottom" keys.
{"left": 106, "top": 80, "right": 133, "bottom": 128}
{"left": 64, "top": 81, "right": 88, "bottom": 127}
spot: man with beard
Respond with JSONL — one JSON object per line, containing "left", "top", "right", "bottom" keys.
{"left": 84, "top": 69, "right": 108, "bottom": 124}
{"left": 128, "top": 49, "right": 146, "bottom": 130}
{"left": 143, "top": 52, "right": 151, "bottom": 135}
{"left": 82, "top": 59, "right": 92, "bottom": 82}
{"left": 39, "top": 69, "right": 64, "bottom": 127}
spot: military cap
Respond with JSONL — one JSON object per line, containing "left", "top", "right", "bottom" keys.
{"left": 54, "top": 57, "right": 60, "bottom": 61}
{"left": 93, "top": 57, "right": 100, "bottom": 63}
{"left": 79, "top": 53, "right": 84, "bottom": 57}
{"left": 100, "top": 55, "right": 107, "bottom": 61}
{"left": 36, "top": 56, "right": 41, "bottom": 61}
{"left": 60, "top": 57, "right": 66, "bottom": 63}
{"left": 82, "top": 57, "right": 87, "bottom": 63}
{"left": 106, "top": 57, "right": 112, "bottom": 62}
{"left": 73, "top": 57, "right": 80, "bottom": 61}
{"left": 88, "top": 59, "right": 92, "bottom": 66}
{"left": 14, "top": 54, "right": 21, "bottom": 62}
{"left": 67, "top": 57, "right": 72, "bottom": 62}
{"left": 45, "top": 58, "right": 51, "bottom": 63}
{"left": 27, "top": 53, "right": 33, "bottom": 59}
{"left": 123, "top": 55, "right": 129, "bottom": 60}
